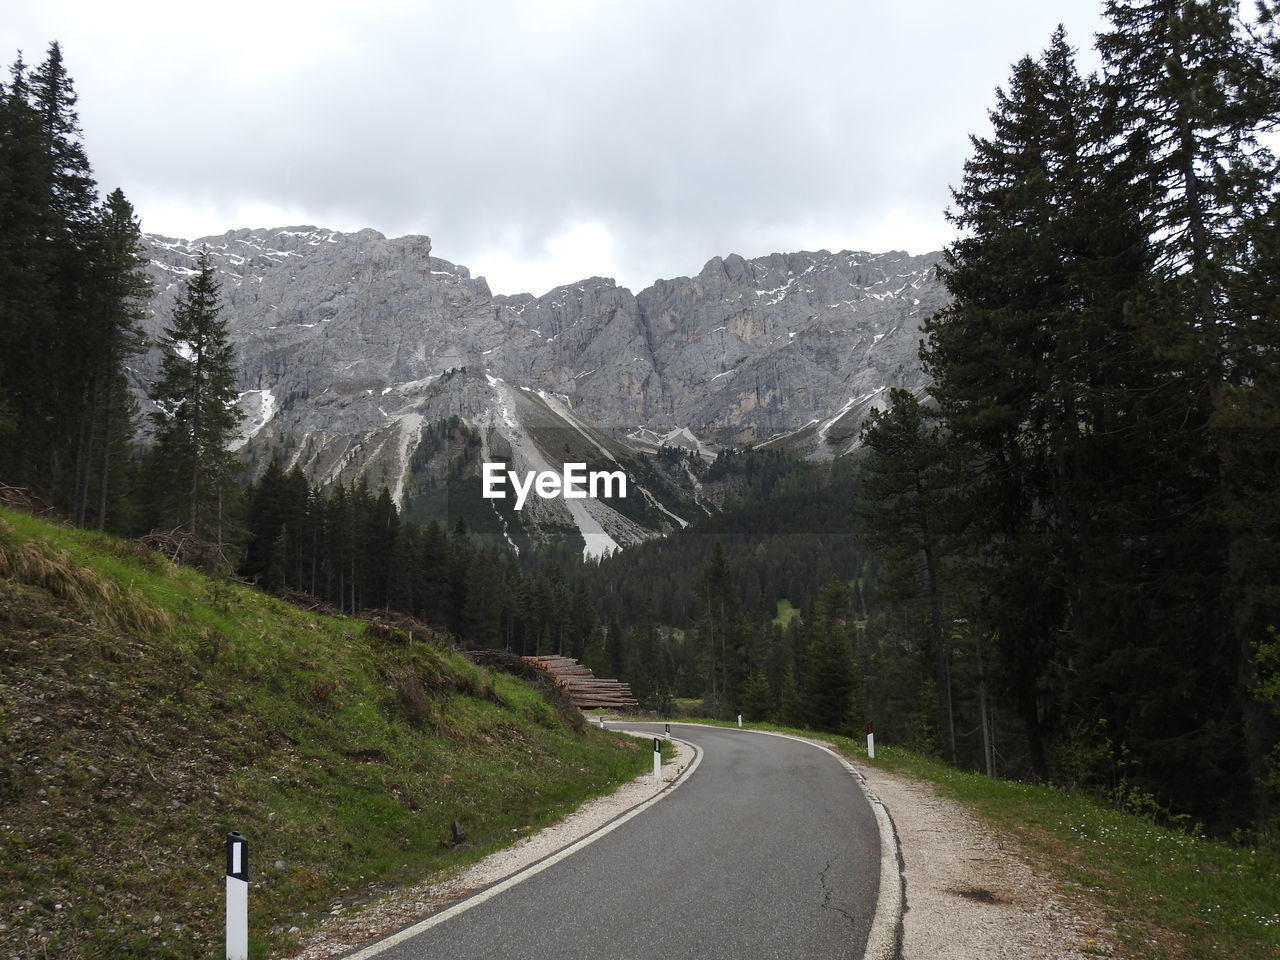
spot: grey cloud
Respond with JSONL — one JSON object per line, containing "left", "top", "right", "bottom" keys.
{"left": 4, "top": 0, "right": 1108, "bottom": 294}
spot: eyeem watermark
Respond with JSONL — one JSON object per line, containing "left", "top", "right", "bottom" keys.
{"left": 482, "top": 462, "right": 627, "bottom": 510}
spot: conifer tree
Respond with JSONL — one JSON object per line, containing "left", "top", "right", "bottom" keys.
{"left": 778, "top": 664, "right": 805, "bottom": 728}
{"left": 803, "top": 576, "right": 855, "bottom": 733}
{"left": 77, "top": 187, "right": 151, "bottom": 530}
{"left": 1097, "top": 0, "right": 1280, "bottom": 824}
{"left": 740, "top": 669, "right": 774, "bottom": 723}
{"left": 858, "top": 388, "right": 962, "bottom": 760}
{"left": 0, "top": 44, "right": 101, "bottom": 504}
{"left": 921, "top": 30, "right": 1115, "bottom": 774}
{"left": 146, "top": 251, "right": 241, "bottom": 542}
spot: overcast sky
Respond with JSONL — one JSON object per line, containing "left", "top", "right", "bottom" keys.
{"left": 4, "top": 0, "right": 1109, "bottom": 296}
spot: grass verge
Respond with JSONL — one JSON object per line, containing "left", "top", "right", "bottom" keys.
{"left": 0, "top": 507, "right": 649, "bottom": 959}
{"left": 673, "top": 718, "right": 1280, "bottom": 960}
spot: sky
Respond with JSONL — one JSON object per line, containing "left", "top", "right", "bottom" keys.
{"left": 3, "top": 0, "right": 1110, "bottom": 296}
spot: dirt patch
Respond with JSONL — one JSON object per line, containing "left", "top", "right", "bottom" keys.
{"left": 952, "top": 886, "right": 1004, "bottom": 904}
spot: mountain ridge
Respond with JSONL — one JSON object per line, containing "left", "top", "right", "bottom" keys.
{"left": 134, "top": 226, "right": 945, "bottom": 554}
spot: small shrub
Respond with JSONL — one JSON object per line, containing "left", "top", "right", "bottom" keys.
{"left": 394, "top": 671, "right": 433, "bottom": 726}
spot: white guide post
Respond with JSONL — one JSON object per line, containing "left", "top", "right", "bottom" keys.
{"left": 737, "top": 713, "right": 743, "bottom": 728}
{"left": 866, "top": 721, "right": 875, "bottom": 760}
{"left": 664, "top": 722, "right": 671, "bottom": 740}
{"left": 226, "top": 831, "right": 248, "bottom": 960}
{"left": 652, "top": 736, "right": 662, "bottom": 782}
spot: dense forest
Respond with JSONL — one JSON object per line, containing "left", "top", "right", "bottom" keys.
{"left": 854, "top": 4, "right": 1280, "bottom": 834}
{"left": 3, "top": 0, "right": 1280, "bottom": 841}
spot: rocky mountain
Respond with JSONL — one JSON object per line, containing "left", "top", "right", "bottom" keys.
{"left": 135, "top": 227, "right": 945, "bottom": 555}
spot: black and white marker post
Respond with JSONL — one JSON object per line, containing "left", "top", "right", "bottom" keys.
{"left": 652, "top": 736, "right": 662, "bottom": 782}
{"left": 226, "top": 831, "right": 248, "bottom": 960}
{"left": 866, "top": 721, "right": 875, "bottom": 760}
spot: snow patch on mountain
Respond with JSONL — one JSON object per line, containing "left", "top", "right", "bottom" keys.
{"left": 486, "top": 378, "right": 621, "bottom": 561}
{"left": 231, "top": 389, "right": 277, "bottom": 451}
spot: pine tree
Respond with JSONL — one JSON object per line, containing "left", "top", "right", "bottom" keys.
{"left": 77, "top": 187, "right": 151, "bottom": 530}
{"left": 0, "top": 44, "right": 101, "bottom": 504}
{"left": 778, "top": 664, "right": 805, "bottom": 728}
{"left": 919, "top": 26, "right": 1163, "bottom": 779}
{"left": 803, "top": 577, "right": 855, "bottom": 734}
{"left": 859, "top": 388, "right": 962, "bottom": 761}
{"left": 0, "top": 57, "right": 50, "bottom": 455}
{"left": 693, "top": 541, "right": 747, "bottom": 716}
{"left": 1097, "top": 0, "right": 1280, "bottom": 825}
{"left": 741, "top": 669, "right": 774, "bottom": 723}
{"left": 146, "top": 251, "right": 242, "bottom": 542}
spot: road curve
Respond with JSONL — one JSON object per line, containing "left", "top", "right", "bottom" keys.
{"left": 347, "top": 724, "right": 885, "bottom": 960}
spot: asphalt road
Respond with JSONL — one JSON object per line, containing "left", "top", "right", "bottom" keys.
{"left": 351, "top": 724, "right": 883, "bottom": 960}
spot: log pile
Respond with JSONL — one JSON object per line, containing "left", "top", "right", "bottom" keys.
{"left": 523, "top": 655, "right": 638, "bottom": 711}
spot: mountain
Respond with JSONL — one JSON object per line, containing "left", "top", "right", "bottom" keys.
{"left": 135, "top": 227, "right": 945, "bottom": 555}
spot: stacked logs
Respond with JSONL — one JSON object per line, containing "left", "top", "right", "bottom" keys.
{"left": 523, "top": 655, "right": 638, "bottom": 711}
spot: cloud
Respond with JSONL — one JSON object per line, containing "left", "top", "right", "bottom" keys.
{"left": 2, "top": 0, "right": 1109, "bottom": 295}
{"left": 471, "top": 220, "right": 624, "bottom": 297}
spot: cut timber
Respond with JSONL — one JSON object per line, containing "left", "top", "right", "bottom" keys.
{"left": 523, "top": 655, "right": 638, "bottom": 710}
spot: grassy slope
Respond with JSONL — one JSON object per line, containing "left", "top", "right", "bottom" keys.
{"left": 682, "top": 719, "right": 1279, "bottom": 960}
{"left": 0, "top": 508, "right": 649, "bottom": 959}
{"left": 773, "top": 598, "right": 801, "bottom": 626}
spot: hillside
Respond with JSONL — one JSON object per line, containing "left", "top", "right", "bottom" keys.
{"left": 0, "top": 507, "right": 650, "bottom": 959}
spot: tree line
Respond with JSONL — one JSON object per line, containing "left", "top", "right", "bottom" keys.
{"left": 858, "top": 1, "right": 1280, "bottom": 835}
{"left": 239, "top": 459, "right": 602, "bottom": 659}
{"left": 0, "top": 42, "right": 242, "bottom": 542}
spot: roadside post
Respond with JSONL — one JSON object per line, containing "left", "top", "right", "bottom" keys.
{"left": 664, "top": 721, "right": 670, "bottom": 739}
{"left": 226, "top": 831, "right": 248, "bottom": 960}
{"left": 866, "top": 721, "right": 875, "bottom": 760}
{"left": 653, "top": 736, "right": 662, "bottom": 782}
{"left": 737, "top": 713, "right": 743, "bottom": 728}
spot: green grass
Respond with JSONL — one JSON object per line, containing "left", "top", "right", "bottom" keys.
{"left": 672, "top": 717, "right": 1280, "bottom": 960}
{"left": 773, "top": 598, "right": 800, "bottom": 626}
{"left": 0, "top": 508, "right": 650, "bottom": 959}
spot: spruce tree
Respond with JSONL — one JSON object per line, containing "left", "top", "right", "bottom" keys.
{"left": 859, "top": 388, "right": 962, "bottom": 760}
{"left": 0, "top": 44, "right": 101, "bottom": 505}
{"left": 778, "top": 664, "right": 805, "bottom": 728}
{"left": 803, "top": 577, "right": 855, "bottom": 734}
{"left": 1097, "top": 0, "right": 1280, "bottom": 824}
{"left": 78, "top": 187, "right": 151, "bottom": 530}
{"left": 740, "top": 669, "right": 774, "bottom": 723}
{"left": 921, "top": 29, "right": 1124, "bottom": 775}
{"left": 146, "top": 251, "right": 242, "bottom": 542}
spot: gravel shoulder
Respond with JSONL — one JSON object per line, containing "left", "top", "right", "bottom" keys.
{"left": 284, "top": 734, "right": 695, "bottom": 959}
{"left": 858, "top": 763, "right": 1117, "bottom": 959}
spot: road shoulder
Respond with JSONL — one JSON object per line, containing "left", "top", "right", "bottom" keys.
{"left": 857, "top": 763, "right": 1117, "bottom": 959}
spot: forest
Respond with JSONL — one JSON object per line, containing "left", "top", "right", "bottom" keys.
{"left": 2, "top": 0, "right": 1280, "bottom": 841}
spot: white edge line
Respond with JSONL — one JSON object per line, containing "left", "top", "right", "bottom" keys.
{"left": 662, "top": 723, "right": 903, "bottom": 960}
{"left": 340, "top": 737, "right": 704, "bottom": 959}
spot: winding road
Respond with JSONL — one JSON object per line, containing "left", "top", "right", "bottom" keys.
{"left": 346, "top": 724, "right": 891, "bottom": 960}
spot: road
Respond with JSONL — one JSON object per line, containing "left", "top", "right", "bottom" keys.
{"left": 348, "top": 724, "right": 886, "bottom": 960}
